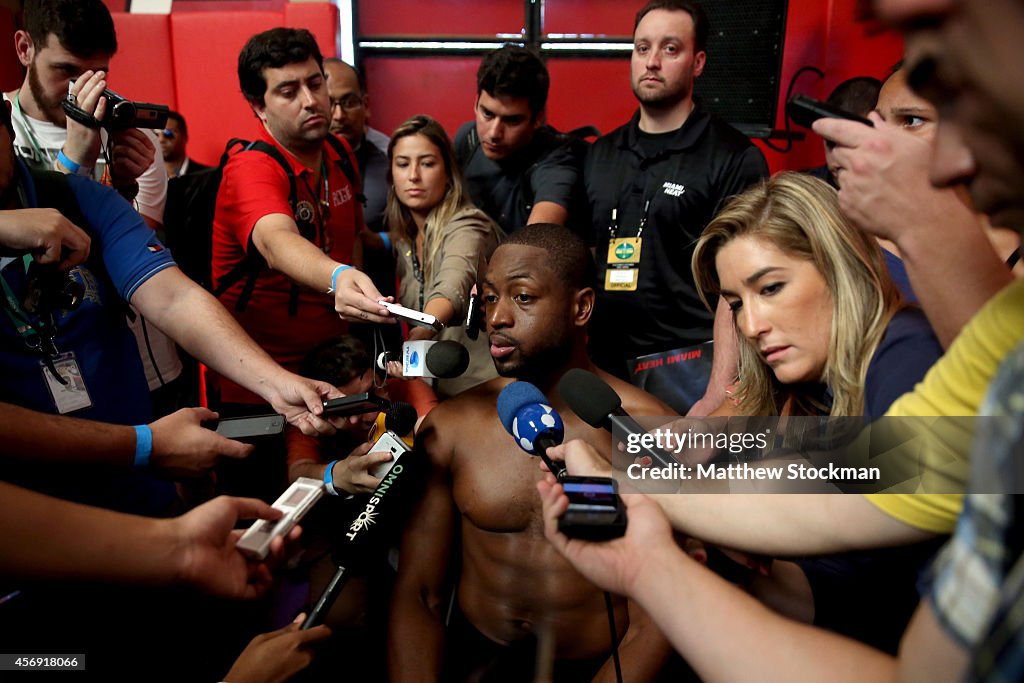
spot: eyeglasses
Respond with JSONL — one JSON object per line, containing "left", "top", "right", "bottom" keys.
{"left": 158, "top": 128, "right": 176, "bottom": 139}
{"left": 329, "top": 94, "right": 365, "bottom": 112}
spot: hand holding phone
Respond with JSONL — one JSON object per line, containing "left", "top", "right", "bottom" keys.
{"left": 786, "top": 95, "right": 873, "bottom": 129}
{"left": 236, "top": 478, "right": 324, "bottom": 560}
{"left": 212, "top": 414, "right": 286, "bottom": 443}
{"left": 322, "top": 393, "right": 390, "bottom": 417}
{"left": 558, "top": 476, "right": 628, "bottom": 541}
{"left": 379, "top": 301, "right": 444, "bottom": 331}
{"left": 367, "top": 431, "right": 411, "bottom": 478}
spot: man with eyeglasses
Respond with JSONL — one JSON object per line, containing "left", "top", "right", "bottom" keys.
{"left": 323, "top": 58, "right": 400, "bottom": 332}
{"left": 324, "top": 58, "right": 388, "bottom": 232}
{"left": 158, "top": 110, "right": 209, "bottom": 179}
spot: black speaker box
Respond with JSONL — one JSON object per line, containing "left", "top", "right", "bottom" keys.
{"left": 694, "top": 0, "right": 789, "bottom": 137}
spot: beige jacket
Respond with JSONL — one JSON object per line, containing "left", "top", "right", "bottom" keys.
{"left": 395, "top": 206, "right": 504, "bottom": 397}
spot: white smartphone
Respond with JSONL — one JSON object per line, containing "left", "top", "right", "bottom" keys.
{"left": 379, "top": 301, "right": 444, "bottom": 331}
{"left": 368, "top": 430, "right": 411, "bottom": 478}
{"left": 236, "top": 477, "right": 324, "bottom": 560}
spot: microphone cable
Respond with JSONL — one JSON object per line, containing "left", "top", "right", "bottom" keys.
{"left": 604, "top": 591, "right": 624, "bottom": 683}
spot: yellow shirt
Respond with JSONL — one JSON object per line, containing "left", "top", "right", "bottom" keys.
{"left": 866, "top": 279, "right": 1024, "bottom": 533}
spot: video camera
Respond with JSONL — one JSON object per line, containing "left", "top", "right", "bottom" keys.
{"left": 63, "top": 83, "right": 169, "bottom": 131}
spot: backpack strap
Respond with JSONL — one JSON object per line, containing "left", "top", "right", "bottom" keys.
{"left": 212, "top": 140, "right": 301, "bottom": 314}
{"left": 214, "top": 138, "right": 352, "bottom": 316}
{"left": 323, "top": 133, "right": 365, "bottom": 205}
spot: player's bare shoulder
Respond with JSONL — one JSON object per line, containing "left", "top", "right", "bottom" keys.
{"left": 417, "top": 377, "right": 511, "bottom": 467}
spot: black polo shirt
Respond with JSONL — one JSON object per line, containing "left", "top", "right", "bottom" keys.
{"left": 585, "top": 104, "right": 768, "bottom": 375}
{"left": 455, "top": 121, "right": 586, "bottom": 236}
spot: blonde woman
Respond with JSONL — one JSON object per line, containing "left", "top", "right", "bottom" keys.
{"left": 692, "top": 171, "right": 941, "bottom": 419}
{"left": 691, "top": 171, "right": 945, "bottom": 653}
{"left": 385, "top": 115, "right": 503, "bottom": 397}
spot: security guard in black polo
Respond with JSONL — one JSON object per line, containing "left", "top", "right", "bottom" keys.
{"left": 585, "top": 0, "right": 768, "bottom": 384}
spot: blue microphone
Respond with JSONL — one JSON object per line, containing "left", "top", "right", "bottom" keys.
{"left": 496, "top": 381, "right": 568, "bottom": 481}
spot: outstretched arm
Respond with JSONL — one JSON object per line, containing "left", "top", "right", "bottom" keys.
{"left": 131, "top": 266, "right": 338, "bottom": 436}
{"left": 545, "top": 439, "right": 935, "bottom": 555}
{"left": 538, "top": 484, "right": 965, "bottom": 683}
{"left": 0, "top": 484, "right": 294, "bottom": 600}
{"left": 0, "top": 403, "right": 252, "bottom": 477}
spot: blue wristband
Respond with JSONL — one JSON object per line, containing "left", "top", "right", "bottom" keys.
{"left": 57, "top": 149, "right": 90, "bottom": 176}
{"left": 323, "top": 459, "right": 340, "bottom": 495}
{"left": 379, "top": 232, "right": 392, "bottom": 252}
{"left": 57, "top": 150, "right": 80, "bottom": 173}
{"left": 329, "top": 264, "right": 352, "bottom": 293}
{"left": 133, "top": 424, "right": 153, "bottom": 469}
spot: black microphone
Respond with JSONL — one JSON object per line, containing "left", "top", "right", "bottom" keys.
{"left": 386, "top": 400, "right": 417, "bottom": 430}
{"left": 558, "top": 368, "right": 675, "bottom": 469}
{"left": 302, "top": 437, "right": 424, "bottom": 630}
{"left": 496, "top": 381, "right": 569, "bottom": 481}
{"left": 389, "top": 340, "right": 471, "bottom": 379}
{"left": 423, "top": 340, "right": 470, "bottom": 378}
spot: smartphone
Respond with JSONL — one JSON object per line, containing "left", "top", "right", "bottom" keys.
{"left": 236, "top": 477, "right": 323, "bottom": 560}
{"left": 214, "top": 414, "right": 286, "bottom": 442}
{"left": 786, "top": 94, "right": 873, "bottom": 129}
{"left": 464, "top": 291, "right": 482, "bottom": 340}
{"left": 380, "top": 301, "right": 444, "bottom": 331}
{"left": 323, "top": 392, "right": 390, "bottom": 417}
{"left": 561, "top": 477, "right": 622, "bottom": 523}
{"left": 558, "top": 476, "right": 627, "bottom": 541}
{"left": 367, "top": 430, "right": 412, "bottom": 478}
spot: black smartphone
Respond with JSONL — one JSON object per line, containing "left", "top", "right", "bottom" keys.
{"left": 214, "top": 414, "right": 286, "bottom": 442}
{"left": 786, "top": 94, "right": 873, "bottom": 129}
{"left": 558, "top": 476, "right": 628, "bottom": 541}
{"left": 322, "top": 392, "right": 389, "bottom": 417}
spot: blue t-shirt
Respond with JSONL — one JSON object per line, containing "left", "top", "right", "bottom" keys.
{"left": 883, "top": 249, "right": 918, "bottom": 304}
{"left": 863, "top": 307, "right": 943, "bottom": 418}
{"left": 0, "top": 163, "right": 174, "bottom": 424}
{"left": 798, "top": 306, "right": 944, "bottom": 652}
{"left": 0, "top": 162, "right": 176, "bottom": 513}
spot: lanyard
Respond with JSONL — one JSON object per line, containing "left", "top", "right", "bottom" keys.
{"left": 13, "top": 93, "right": 47, "bottom": 164}
{"left": 410, "top": 233, "right": 426, "bottom": 312}
{"left": 608, "top": 200, "right": 651, "bottom": 242}
{"left": 607, "top": 155, "right": 662, "bottom": 242}
{"left": 0, "top": 255, "right": 66, "bottom": 382}
{"left": 299, "top": 159, "right": 330, "bottom": 253}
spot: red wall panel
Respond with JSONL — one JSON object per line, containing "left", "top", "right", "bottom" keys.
{"left": 0, "top": 6, "right": 21, "bottom": 93}
{"left": 170, "top": 11, "right": 286, "bottom": 165}
{"left": 174, "top": 1, "right": 286, "bottom": 11}
{"left": 109, "top": 14, "right": 176, "bottom": 111}
{"left": 543, "top": 0, "right": 634, "bottom": 36}
{"left": 364, "top": 56, "right": 480, "bottom": 141}
{"left": 285, "top": 2, "right": 340, "bottom": 58}
{"left": 358, "top": 0, "right": 524, "bottom": 37}
{"left": 546, "top": 60, "right": 637, "bottom": 137}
